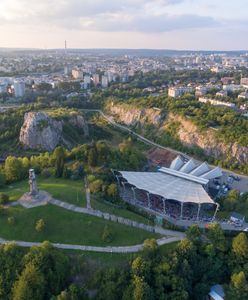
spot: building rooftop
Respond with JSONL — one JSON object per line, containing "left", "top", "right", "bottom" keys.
{"left": 119, "top": 171, "right": 215, "bottom": 205}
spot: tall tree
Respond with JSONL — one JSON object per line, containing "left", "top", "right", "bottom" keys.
{"left": 53, "top": 147, "right": 65, "bottom": 178}
{"left": 12, "top": 263, "right": 45, "bottom": 300}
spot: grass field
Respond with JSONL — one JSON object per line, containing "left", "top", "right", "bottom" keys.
{"left": 0, "top": 205, "right": 160, "bottom": 246}
{"left": 1, "top": 177, "right": 86, "bottom": 207}
{"left": 91, "top": 198, "right": 153, "bottom": 225}
{"left": 1, "top": 177, "right": 154, "bottom": 225}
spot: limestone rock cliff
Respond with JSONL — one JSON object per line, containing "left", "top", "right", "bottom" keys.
{"left": 20, "top": 112, "right": 63, "bottom": 151}
{"left": 19, "top": 111, "right": 89, "bottom": 151}
{"left": 169, "top": 114, "right": 248, "bottom": 164}
{"left": 107, "top": 104, "right": 248, "bottom": 164}
{"left": 108, "top": 103, "right": 163, "bottom": 126}
{"left": 68, "top": 114, "right": 89, "bottom": 137}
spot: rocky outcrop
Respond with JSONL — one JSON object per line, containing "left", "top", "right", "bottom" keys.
{"left": 20, "top": 112, "right": 63, "bottom": 151}
{"left": 108, "top": 103, "right": 163, "bottom": 126}
{"left": 168, "top": 114, "right": 248, "bottom": 164}
{"left": 107, "top": 104, "right": 248, "bottom": 164}
{"left": 68, "top": 114, "right": 89, "bottom": 137}
{"left": 20, "top": 111, "right": 89, "bottom": 151}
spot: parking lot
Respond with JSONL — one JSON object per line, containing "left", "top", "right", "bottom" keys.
{"left": 220, "top": 171, "right": 248, "bottom": 194}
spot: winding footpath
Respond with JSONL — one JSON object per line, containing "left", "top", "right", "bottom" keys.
{"left": 0, "top": 197, "right": 185, "bottom": 253}
{"left": 0, "top": 236, "right": 182, "bottom": 253}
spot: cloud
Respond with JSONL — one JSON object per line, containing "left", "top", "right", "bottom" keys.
{"left": 0, "top": 0, "right": 217, "bottom": 33}
{"left": 78, "top": 13, "right": 217, "bottom": 32}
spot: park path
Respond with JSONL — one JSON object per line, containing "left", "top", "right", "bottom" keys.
{"left": 48, "top": 198, "right": 185, "bottom": 239}
{"left": 0, "top": 236, "right": 182, "bottom": 253}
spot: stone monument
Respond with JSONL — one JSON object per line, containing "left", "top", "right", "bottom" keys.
{"left": 18, "top": 169, "right": 52, "bottom": 208}
{"left": 29, "top": 169, "right": 38, "bottom": 196}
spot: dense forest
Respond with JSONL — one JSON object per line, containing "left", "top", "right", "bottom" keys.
{"left": 1, "top": 225, "right": 248, "bottom": 300}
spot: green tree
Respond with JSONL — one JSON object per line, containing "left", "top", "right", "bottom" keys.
{"left": 53, "top": 147, "right": 65, "bottom": 178}
{"left": 12, "top": 263, "right": 45, "bottom": 300}
{"left": 132, "top": 275, "right": 153, "bottom": 300}
{"left": 88, "top": 148, "right": 97, "bottom": 167}
{"left": 229, "top": 233, "right": 248, "bottom": 271}
{"left": 0, "top": 170, "right": 5, "bottom": 187}
{"left": 89, "top": 179, "right": 103, "bottom": 193}
{"left": 0, "top": 193, "right": 9, "bottom": 205}
{"left": 23, "top": 242, "right": 69, "bottom": 297}
{"left": 226, "top": 272, "right": 248, "bottom": 300}
{"left": 206, "top": 223, "right": 226, "bottom": 251}
{"left": 107, "top": 183, "right": 118, "bottom": 199}
{"left": 186, "top": 224, "right": 201, "bottom": 245}
{"left": 4, "top": 156, "right": 22, "bottom": 183}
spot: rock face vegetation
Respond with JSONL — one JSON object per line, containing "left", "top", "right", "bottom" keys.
{"left": 20, "top": 112, "right": 63, "bottom": 151}
{"left": 107, "top": 102, "right": 248, "bottom": 166}
{"left": 19, "top": 111, "right": 89, "bottom": 152}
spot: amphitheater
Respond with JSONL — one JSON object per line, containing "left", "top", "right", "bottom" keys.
{"left": 114, "top": 156, "right": 223, "bottom": 223}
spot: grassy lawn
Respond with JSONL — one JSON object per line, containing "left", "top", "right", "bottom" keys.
{"left": 91, "top": 198, "right": 153, "bottom": 225}
{"left": 1, "top": 177, "right": 86, "bottom": 207}
{"left": 0, "top": 205, "right": 160, "bottom": 246}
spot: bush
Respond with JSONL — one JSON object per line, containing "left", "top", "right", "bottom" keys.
{"left": 7, "top": 216, "right": 15, "bottom": 225}
{"left": 41, "top": 168, "right": 52, "bottom": 178}
{"left": 0, "top": 193, "right": 9, "bottom": 205}
{"left": 102, "top": 225, "right": 113, "bottom": 243}
{"left": 35, "top": 219, "right": 45, "bottom": 232}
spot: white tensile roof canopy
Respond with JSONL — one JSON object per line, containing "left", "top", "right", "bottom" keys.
{"left": 170, "top": 156, "right": 222, "bottom": 180}
{"left": 118, "top": 156, "right": 222, "bottom": 205}
{"left": 119, "top": 171, "right": 215, "bottom": 205}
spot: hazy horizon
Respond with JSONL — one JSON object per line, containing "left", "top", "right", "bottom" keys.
{"left": 0, "top": 0, "right": 248, "bottom": 50}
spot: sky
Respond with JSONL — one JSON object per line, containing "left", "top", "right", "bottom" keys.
{"left": 0, "top": 0, "right": 247, "bottom": 50}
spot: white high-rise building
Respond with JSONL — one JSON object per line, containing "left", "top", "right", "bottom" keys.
{"left": 101, "top": 75, "right": 109, "bottom": 88}
{"left": 14, "top": 81, "right": 25, "bottom": 97}
{"left": 83, "top": 75, "right": 91, "bottom": 89}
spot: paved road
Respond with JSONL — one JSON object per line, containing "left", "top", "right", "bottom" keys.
{"left": 0, "top": 236, "right": 182, "bottom": 253}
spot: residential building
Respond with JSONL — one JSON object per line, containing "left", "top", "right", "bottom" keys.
{"left": 72, "top": 69, "right": 83, "bottom": 79}
{"left": 13, "top": 81, "right": 25, "bottom": 97}
{"left": 101, "top": 75, "right": 108, "bottom": 88}
{"left": 92, "top": 74, "right": 100, "bottom": 86}
{"left": 223, "top": 84, "right": 243, "bottom": 92}
{"left": 83, "top": 75, "right": 91, "bottom": 89}
{"left": 195, "top": 86, "right": 208, "bottom": 97}
{"left": 216, "top": 90, "right": 227, "bottom": 97}
{"left": 238, "top": 91, "right": 248, "bottom": 99}
{"left": 199, "top": 97, "right": 235, "bottom": 108}
{"left": 168, "top": 87, "right": 194, "bottom": 98}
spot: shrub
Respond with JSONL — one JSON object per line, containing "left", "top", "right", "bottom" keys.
{"left": 102, "top": 225, "right": 113, "bottom": 243}
{"left": 35, "top": 219, "right": 45, "bottom": 232}
{"left": 7, "top": 216, "right": 15, "bottom": 225}
{"left": 0, "top": 193, "right": 9, "bottom": 205}
{"left": 41, "top": 168, "right": 52, "bottom": 178}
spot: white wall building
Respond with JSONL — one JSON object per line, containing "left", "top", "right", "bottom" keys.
{"left": 168, "top": 87, "right": 194, "bottom": 98}
{"left": 13, "top": 81, "right": 25, "bottom": 97}
{"left": 83, "top": 75, "right": 91, "bottom": 89}
{"left": 101, "top": 75, "right": 109, "bottom": 88}
{"left": 199, "top": 97, "right": 235, "bottom": 108}
{"left": 223, "top": 84, "right": 243, "bottom": 92}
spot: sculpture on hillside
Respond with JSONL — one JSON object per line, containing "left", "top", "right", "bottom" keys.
{"left": 29, "top": 169, "right": 38, "bottom": 196}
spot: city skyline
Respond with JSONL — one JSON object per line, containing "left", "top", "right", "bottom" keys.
{"left": 0, "top": 0, "right": 248, "bottom": 50}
